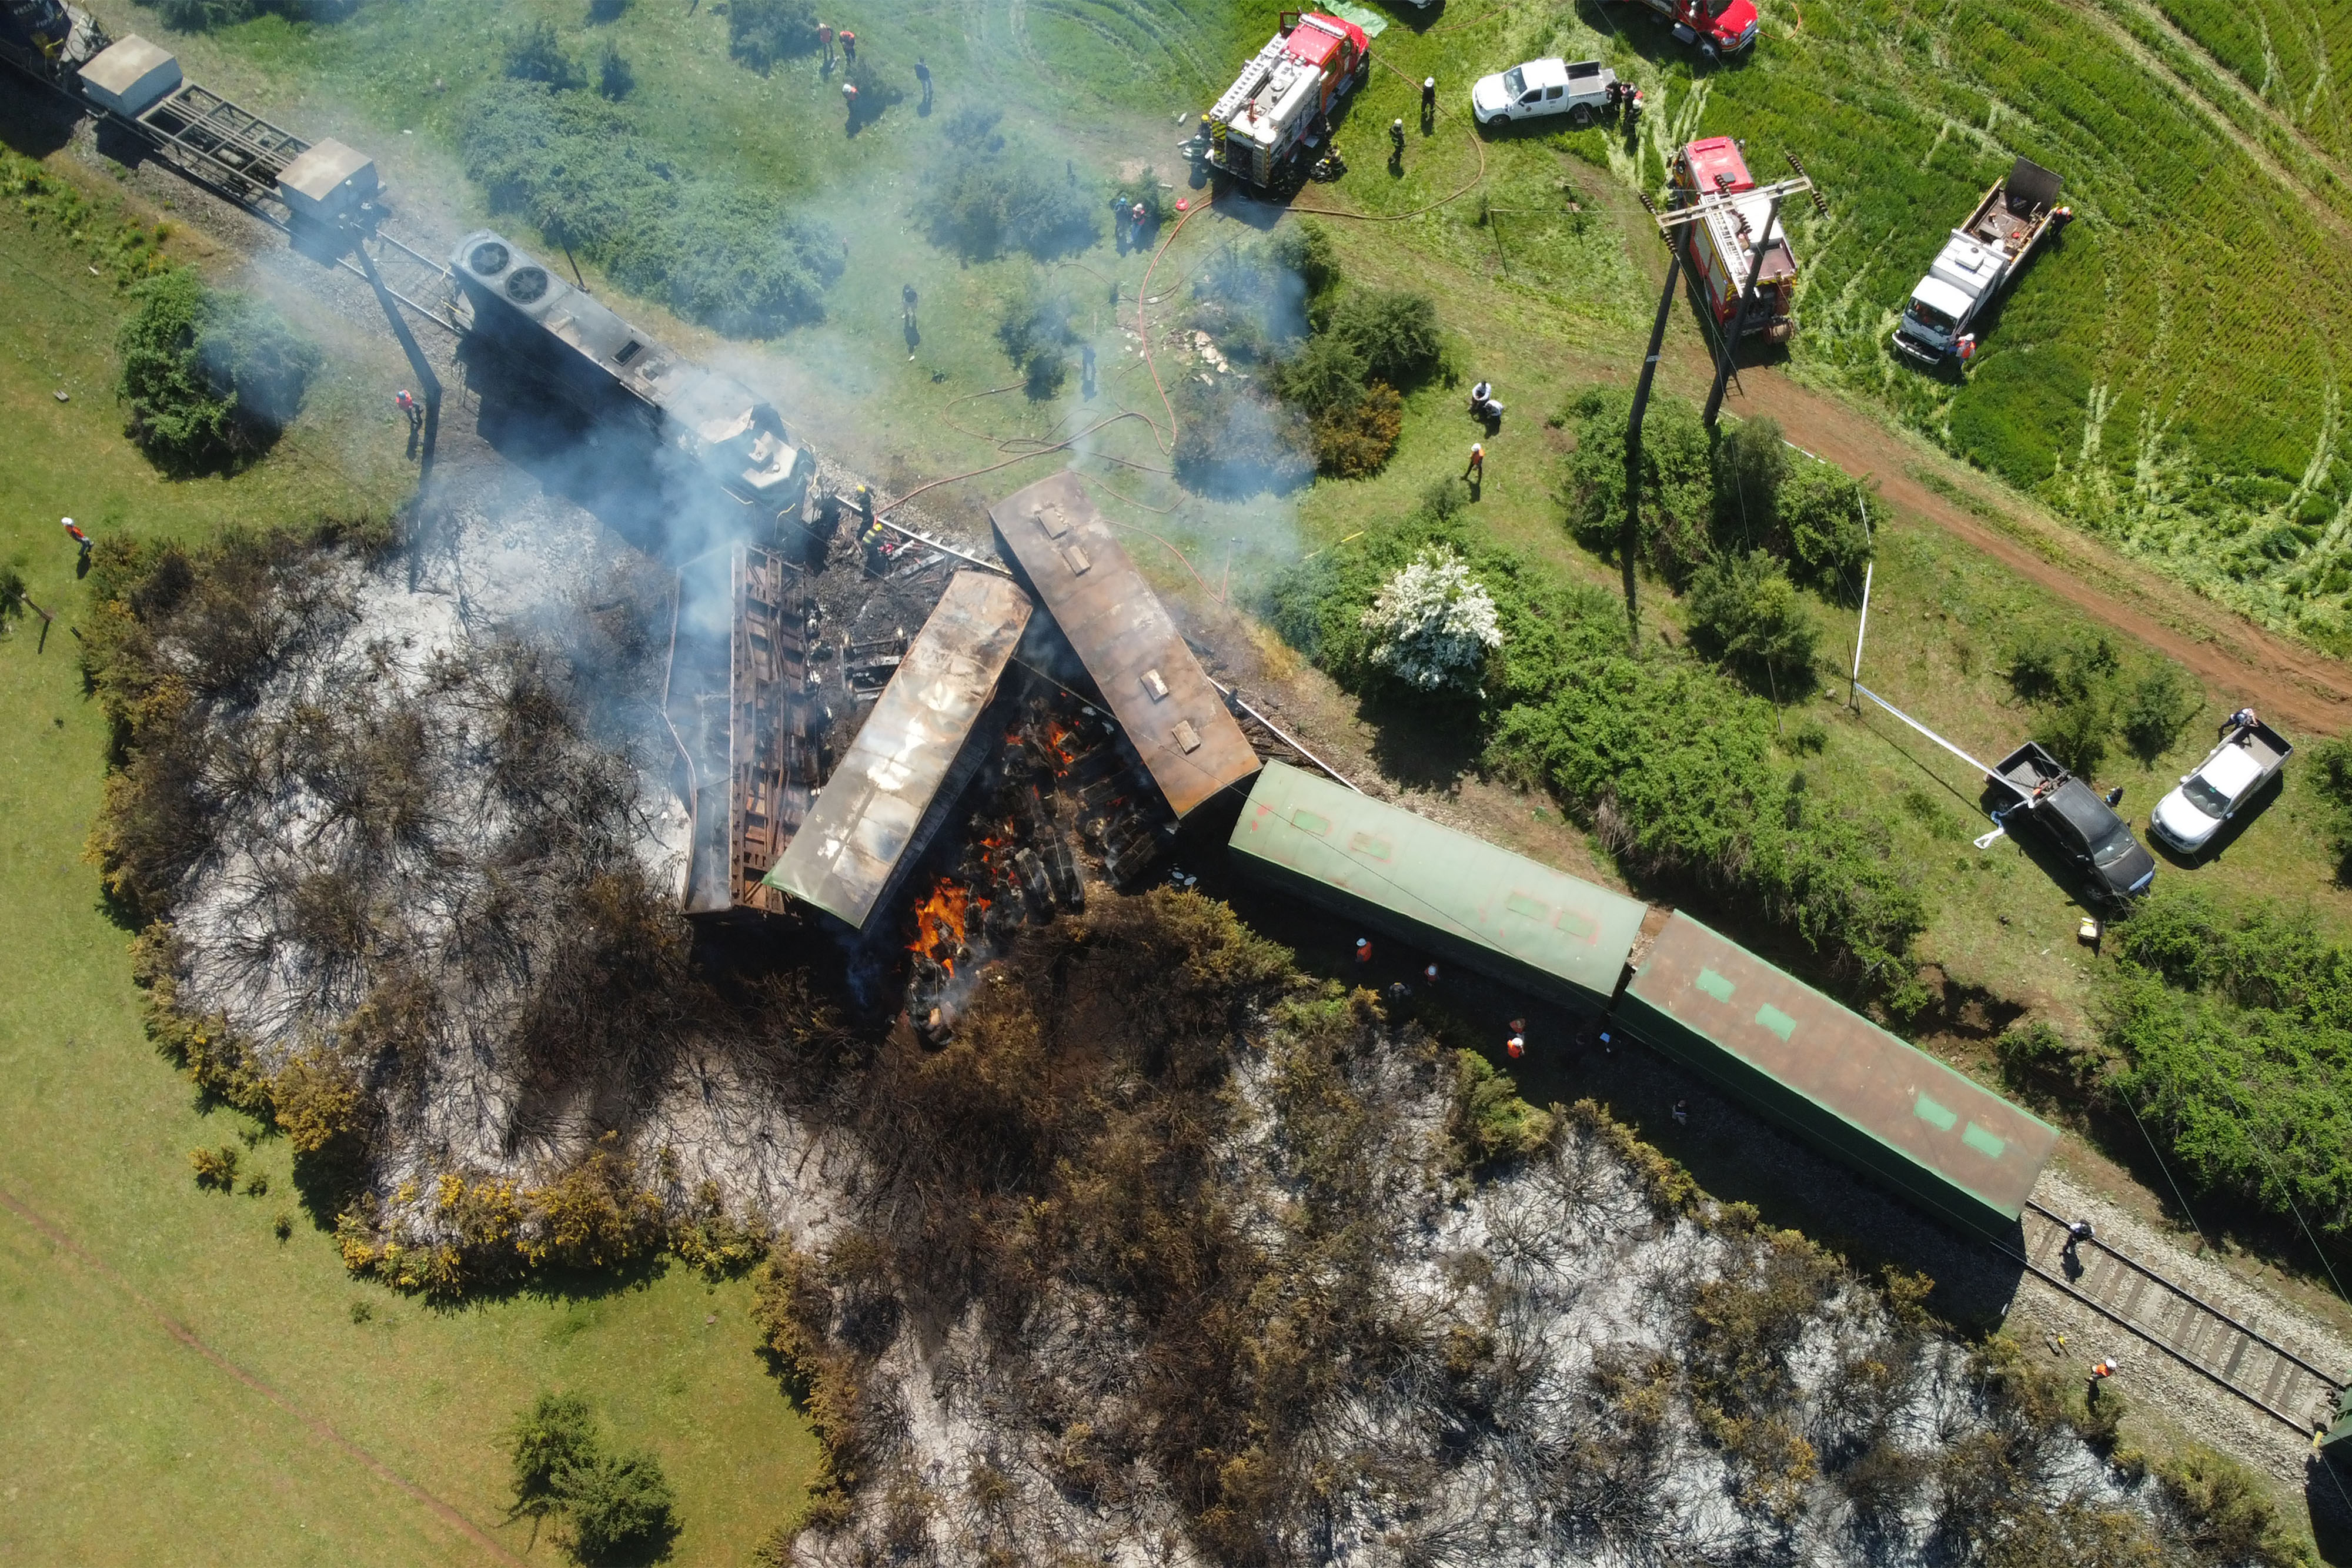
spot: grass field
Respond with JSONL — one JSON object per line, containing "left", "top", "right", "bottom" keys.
{"left": 0, "top": 149, "right": 820, "bottom": 1567}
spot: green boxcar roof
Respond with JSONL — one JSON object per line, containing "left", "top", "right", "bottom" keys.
{"left": 1228, "top": 760, "right": 1647, "bottom": 1004}
{"left": 1624, "top": 913, "right": 2059, "bottom": 1229}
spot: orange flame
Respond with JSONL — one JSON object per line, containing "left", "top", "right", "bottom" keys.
{"left": 909, "top": 877, "right": 982, "bottom": 975}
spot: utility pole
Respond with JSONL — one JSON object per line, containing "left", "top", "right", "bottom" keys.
{"left": 1624, "top": 213, "right": 1683, "bottom": 653}
{"left": 1702, "top": 192, "right": 1785, "bottom": 429}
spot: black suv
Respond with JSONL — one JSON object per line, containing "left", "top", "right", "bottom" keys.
{"left": 1989, "top": 743, "right": 2156, "bottom": 904}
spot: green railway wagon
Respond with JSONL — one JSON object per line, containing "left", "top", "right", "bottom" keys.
{"left": 1228, "top": 760, "right": 1648, "bottom": 1007}
{"left": 1619, "top": 913, "right": 2059, "bottom": 1241}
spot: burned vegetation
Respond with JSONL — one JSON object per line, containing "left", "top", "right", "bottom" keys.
{"left": 85, "top": 526, "right": 2310, "bottom": 1567}
{"left": 750, "top": 897, "right": 2306, "bottom": 1568}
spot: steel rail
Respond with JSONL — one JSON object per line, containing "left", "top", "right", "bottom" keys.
{"left": 1998, "top": 1198, "right": 2345, "bottom": 1433}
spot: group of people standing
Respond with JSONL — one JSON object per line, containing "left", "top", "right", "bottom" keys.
{"left": 816, "top": 21, "right": 934, "bottom": 121}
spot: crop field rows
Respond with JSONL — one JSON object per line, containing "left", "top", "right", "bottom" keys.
{"left": 1600, "top": 0, "right": 2352, "bottom": 652}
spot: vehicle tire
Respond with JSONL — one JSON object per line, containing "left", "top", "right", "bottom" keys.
{"left": 1571, "top": 104, "right": 1593, "bottom": 127}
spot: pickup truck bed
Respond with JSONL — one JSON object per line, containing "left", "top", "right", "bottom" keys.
{"left": 1990, "top": 741, "right": 2156, "bottom": 903}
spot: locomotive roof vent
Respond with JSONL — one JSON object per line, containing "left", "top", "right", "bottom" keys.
{"left": 467, "top": 239, "right": 510, "bottom": 277}
{"left": 505, "top": 266, "right": 550, "bottom": 303}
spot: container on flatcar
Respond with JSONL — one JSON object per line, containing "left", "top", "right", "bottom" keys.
{"left": 1618, "top": 912, "right": 2057, "bottom": 1241}
{"left": 1228, "top": 760, "right": 1646, "bottom": 1008}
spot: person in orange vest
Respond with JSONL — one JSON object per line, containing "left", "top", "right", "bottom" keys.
{"left": 1354, "top": 937, "right": 1372, "bottom": 964}
{"left": 839, "top": 28, "right": 856, "bottom": 63}
{"left": 842, "top": 80, "right": 858, "bottom": 121}
{"left": 62, "top": 517, "right": 91, "bottom": 563}
{"left": 395, "top": 387, "right": 422, "bottom": 434}
{"left": 1506, "top": 1032, "right": 1525, "bottom": 1059}
{"left": 1424, "top": 963, "right": 1438, "bottom": 986}
{"left": 817, "top": 20, "right": 835, "bottom": 65}
{"left": 1464, "top": 442, "right": 1485, "bottom": 485}
{"left": 2087, "top": 1358, "right": 2117, "bottom": 1399}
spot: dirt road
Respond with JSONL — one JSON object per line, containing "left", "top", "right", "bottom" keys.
{"left": 1739, "top": 368, "right": 2352, "bottom": 738}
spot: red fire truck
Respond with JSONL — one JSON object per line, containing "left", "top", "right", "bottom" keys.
{"left": 1610, "top": 0, "right": 1759, "bottom": 54}
{"left": 1672, "top": 136, "right": 1796, "bottom": 342}
{"left": 1207, "top": 11, "right": 1369, "bottom": 188}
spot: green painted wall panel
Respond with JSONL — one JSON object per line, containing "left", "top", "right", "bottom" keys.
{"left": 1228, "top": 761, "right": 1646, "bottom": 1007}
{"left": 1622, "top": 914, "right": 2059, "bottom": 1240}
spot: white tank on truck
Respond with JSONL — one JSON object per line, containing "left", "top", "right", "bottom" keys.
{"left": 1207, "top": 11, "right": 1369, "bottom": 188}
{"left": 1894, "top": 156, "right": 2069, "bottom": 364}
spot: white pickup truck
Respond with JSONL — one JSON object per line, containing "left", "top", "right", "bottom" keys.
{"left": 2149, "top": 718, "right": 2291, "bottom": 854}
{"left": 1893, "top": 156, "right": 2069, "bottom": 364}
{"left": 1471, "top": 58, "right": 1618, "bottom": 128}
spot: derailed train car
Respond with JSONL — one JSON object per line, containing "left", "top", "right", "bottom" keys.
{"left": 449, "top": 229, "right": 815, "bottom": 523}
{"left": 1229, "top": 760, "right": 2057, "bottom": 1245}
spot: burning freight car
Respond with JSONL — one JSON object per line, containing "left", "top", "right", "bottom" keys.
{"left": 764, "top": 570, "right": 1033, "bottom": 930}
{"left": 989, "top": 472, "right": 1261, "bottom": 820}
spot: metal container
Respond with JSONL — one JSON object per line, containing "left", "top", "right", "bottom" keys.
{"left": 1619, "top": 912, "right": 2058, "bottom": 1241}
{"left": 78, "top": 34, "right": 179, "bottom": 118}
{"left": 990, "top": 472, "right": 1258, "bottom": 818}
{"left": 275, "top": 138, "right": 377, "bottom": 229}
{"left": 766, "top": 571, "right": 1033, "bottom": 930}
{"left": 1228, "top": 760, "right": 1647, "bottom": 1007}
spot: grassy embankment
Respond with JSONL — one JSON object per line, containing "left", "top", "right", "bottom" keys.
{"left": 0, "top": 148, "right": 818, "bottom": 1564}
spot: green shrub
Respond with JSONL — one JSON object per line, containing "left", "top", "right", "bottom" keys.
{"left": 2120, "top": 664, "right": 2200, "bottom": 763}
{"left": 1557, "top": 385, "right": 1716, "bottom": 585}
{"left": 116, "top": 272, "right": 320, "bottom": 474}
{"left": 594, "top": 41, "right": 634, "bottom": 100}
{"left": 2309, "top": 735, "right": 2352, "bottom": 877}
{"left": 2005, "top": 628, "right": 2124, "bottom": 775}
{"left": 2153, "top": 1444, "right": 2316, "bottom": 1567}
{"left": 1275, "top": 333, "right": 1369, "bottom": 417}
{"left": 920, "top": 119, "right": 1097, "bottom": 261}
{"left": 1310, "top": 380, "right": 1401, "bottom": 477}
{"left": 1684, "top": 551, "right": 1820, "bottom": 696}
{"left": 1710, "top": 415, "right": 1790, "bottom": 544}
{"left": 1324, "top": 289, "right": 1441, "bottom": 389}
{"left": 510, "top": 1392, "right": 602, "bottom": 1514}
{"left": 565, "top": 1449, "right": 677, "bottom": 1563}
{"left": 840, "top": 57, "right": 904, "bottom": 128}
{"left": 505, "top": 21, "right": 584, "bottom": 90}
{"left": 728, "top": 0, "right": 818, "bottom": 71}
{"left": 1171, "top": 379, "right": 1313, "bottom": 497}
{"left": 507, "top": 1390, "right": 673, "bottom": 1561}
{"left": 460, "top": 88, "right": 843, "bottom": 335}
{"left": 997, "top": 279, "right": 1076, "bottom": 399}
{"left": 1777, "top": 460, "right": 1876, "bottom": 597}
{"left": 1448, "top": 1051, "right": 1552, "bottom": 1171}
{"left": 2103, "top": 885, "right": 2352, "bottom": 1239}
{"left": 191, "top": 1144, "right": 240, "bottom": 1190}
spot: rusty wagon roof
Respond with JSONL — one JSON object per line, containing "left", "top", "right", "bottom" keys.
{"left": 764, "top": 571, "right": 1031, "bottom": 928}
{"left": 989, "top": 472, "right": 1259, "bottom": 817}
{"left": 1626, "top": 913, "right": 2059, "bottom": 1222}
{"left": 1229, "top": 760, "right": 1648, "bottom": 1002}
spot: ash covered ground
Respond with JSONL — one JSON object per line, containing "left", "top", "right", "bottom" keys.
{"left": 753, "top": 901, "right": 2236, "bottom": 1568}
{"left": 97, "top": 490, "right": 2303, "bottom": 1567}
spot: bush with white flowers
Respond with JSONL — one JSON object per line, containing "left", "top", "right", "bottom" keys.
{"left": 1360, "top": 544, "right": 1504, "bottom": 693}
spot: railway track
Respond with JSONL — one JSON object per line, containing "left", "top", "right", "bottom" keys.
{"left": 2013, "top": 1198, "right": 2344, "bottom": 1435}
